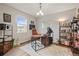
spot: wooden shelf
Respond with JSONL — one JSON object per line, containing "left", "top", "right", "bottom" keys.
{"left": 60, "top": 26, "right": 71, "bottom": 27}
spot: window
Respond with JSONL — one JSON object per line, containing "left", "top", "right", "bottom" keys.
{"left": 41, "top": 23, "right": 44, "bottom": 29}
{"left": 16, "top": 16, "right": 27, "bottom": 33}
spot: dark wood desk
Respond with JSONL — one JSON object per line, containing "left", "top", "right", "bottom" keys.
{"left": 41, "top": 36, "right": 53, "bottom": 46}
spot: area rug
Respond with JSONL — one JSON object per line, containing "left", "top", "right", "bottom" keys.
{"left": 20, "top": 42, "right": 73, "bottom": 56}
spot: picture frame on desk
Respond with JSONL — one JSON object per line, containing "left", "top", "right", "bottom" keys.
{"left": 3, "top": 13, "right": 11, "bottom": 23}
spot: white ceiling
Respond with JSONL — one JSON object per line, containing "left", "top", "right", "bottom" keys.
{"left": 4, "top": 3, "right": 79, "bottom": 17}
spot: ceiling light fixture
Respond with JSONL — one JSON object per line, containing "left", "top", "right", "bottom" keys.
{"left": 36, "top": 3, "right": 44, "bottom": 16}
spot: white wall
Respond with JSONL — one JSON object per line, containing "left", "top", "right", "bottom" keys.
{"left": 36, "top": 9, "right": 76, "bottom": 43}
{"left": 0, "top": 4, "right": 36, "bottom": 44}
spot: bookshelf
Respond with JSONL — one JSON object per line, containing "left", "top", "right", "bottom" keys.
{"left": 59, "top": 17, "right": 79, "bottom": 51}
{"left": 59, "top": 20, "right": 71, "bottom": 46}
{"left": 71, "top": 17, "right": 79, "bottom": 50}
{"left": 0, "top": 23, "right": 14, "bottom": 55}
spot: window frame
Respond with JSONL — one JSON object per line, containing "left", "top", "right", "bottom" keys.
{"left": 16, "top": 16, "right": 27, "bottom": 33}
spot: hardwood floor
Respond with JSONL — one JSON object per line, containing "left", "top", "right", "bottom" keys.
{"left": 4, "top": 47, "right": 30, "bottom": 56}
{"left": 4, "top": 42, "right": 79, "bottom": 56}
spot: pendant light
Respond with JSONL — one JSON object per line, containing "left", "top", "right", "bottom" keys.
{"left": 36, "top": 3, "right": 44, "bottom": 16}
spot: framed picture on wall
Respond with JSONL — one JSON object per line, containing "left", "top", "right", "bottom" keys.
{"left": 29, "top": 24, "right": 35, "bottom": 30}
{"left": 3, "top": 13, "right": 11, "bottom": 23}
{"left": 29, "top": 21, "right": 35, "bottom": 30}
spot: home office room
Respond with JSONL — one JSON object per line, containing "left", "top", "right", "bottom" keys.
{"left": 0, "top": 0, "right": 79, "bottom": 57}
